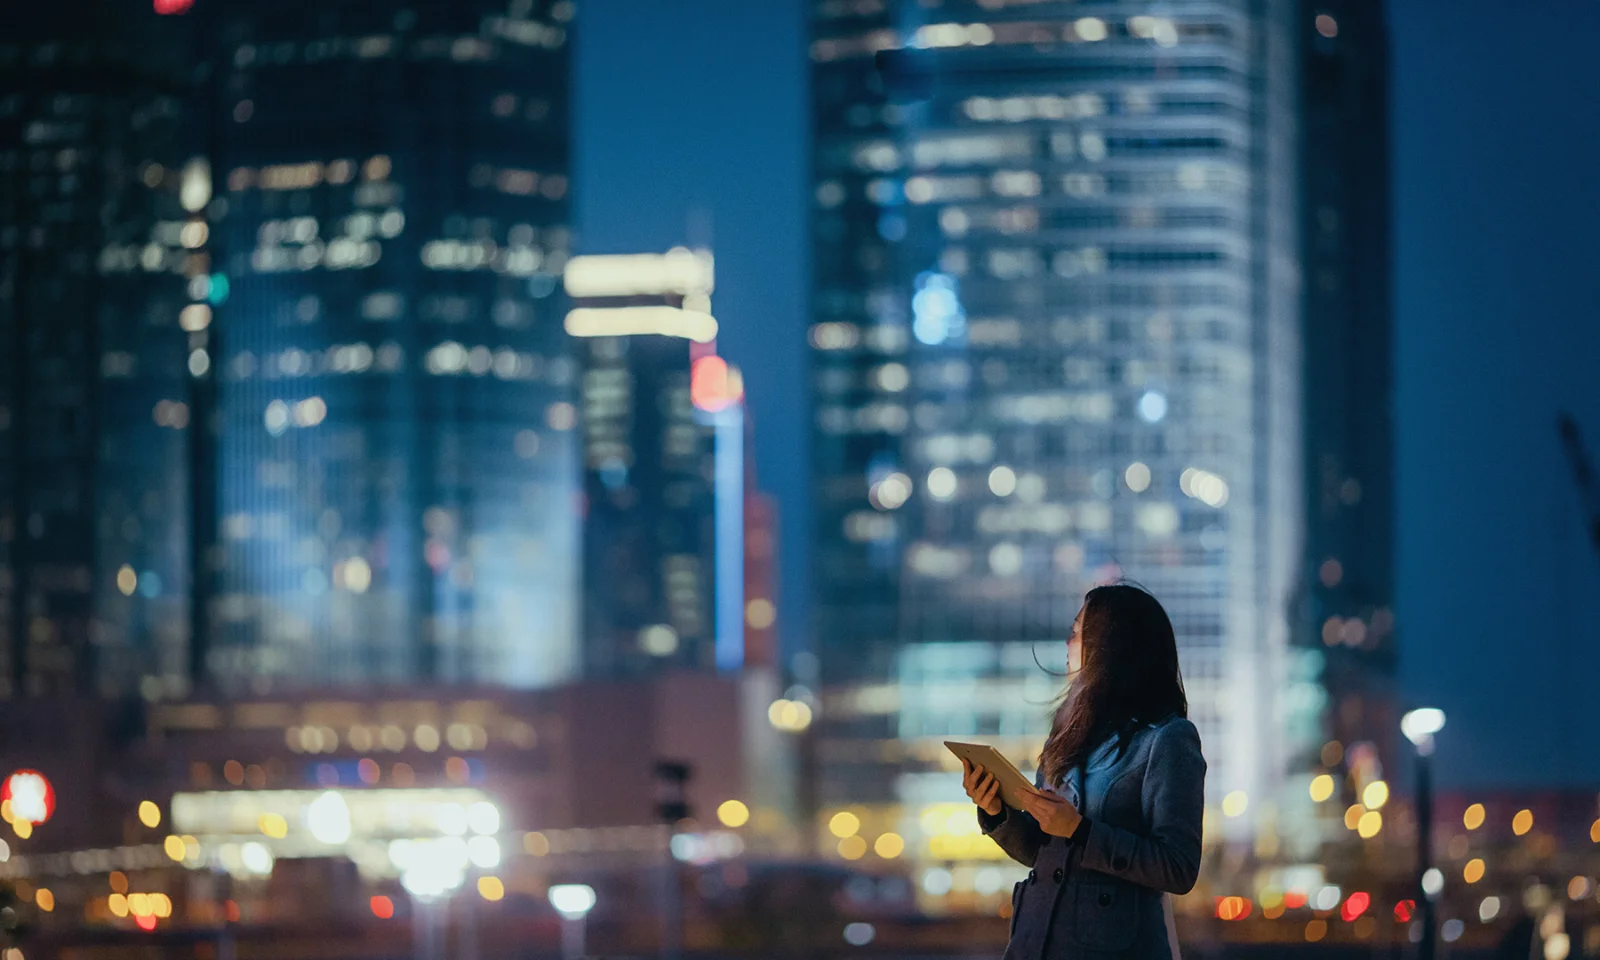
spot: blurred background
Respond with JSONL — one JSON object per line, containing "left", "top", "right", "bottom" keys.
{"left": 1, "top": 1, "right": 1597, "bottom": 959}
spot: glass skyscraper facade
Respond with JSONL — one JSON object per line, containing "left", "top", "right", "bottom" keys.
{"left": 1299, "top": 0, "right": 1397, "bottom": 805}
{"left": 809, "top": 0, "right": 1318, "bottom": 863}
{"left": 1, "top": 5, "right": 191, "bottom": 699}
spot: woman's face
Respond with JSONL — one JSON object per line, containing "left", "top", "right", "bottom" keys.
{"left": 1068, "top": 605, "right": 1085, "bottom": 674}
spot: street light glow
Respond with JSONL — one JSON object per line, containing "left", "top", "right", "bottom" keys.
{"left": 1401, "top": 708, "right": 1446, "bottom": 747}
{"left": 548, "top": 883, "right": 597, "bottom": 918}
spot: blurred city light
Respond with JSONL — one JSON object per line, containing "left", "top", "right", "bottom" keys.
{"left": 547, "top": 884, "right": 597, "bottom": 919}
{"left": 1401, "top": 708, "right": 1446, "bottom": 748}
{"left": 716, "top": 800, "right": 750, "bottom": 828}
{"left": 137, "top": 801, "right": 161, "bottom": 829}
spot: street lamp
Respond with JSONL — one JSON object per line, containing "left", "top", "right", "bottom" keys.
{"left": 1402, "top": 708, "right": 1446, "bottom": 960}
{"left": 548, "top": 884, "right": 596, "bottom": 960}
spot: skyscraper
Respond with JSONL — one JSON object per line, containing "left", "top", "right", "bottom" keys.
{"left": 1299, "top": 0, "right": 1397, "bottom": 793}
{"left": 195, "top": 0, "right": 578, "bottom": 692}
{"left": 566, "top": 249, "right": 750, "bottom": 679}
{"left": 808, "top": 0, "right": 1315, "bottom": 861}
{"left": 0, "top": 3, "right": 191, "bottom": 699}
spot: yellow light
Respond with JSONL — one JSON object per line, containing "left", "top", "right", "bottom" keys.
{"left": 1357, "top": 810, "right": 1383, "bottom": 839}
{"left": 258, "top": 813, "right": 288, "bottom": 839}
{"left": 151, "top": 893, "right": 172, "bottom": 919}
{"left": 717, "top": 800, "right": 751, "bottom": 828}
{"left": 163, "top": 835, "right": 186, "bottom": 861}
{"left": 1464, "top": 858, "right": 1486, "bottom": 884}
{"left": 179, "top": 303, "right": 212, "bottom": 332}
{"left": 128, "top": 893, "right": 151, "bottom": 917}
{"left": 1464, "top": 803, "right": 1486, "bottom": 830}
{"left": 138, "top": 801, "right": 161, "bottom": 829}
{"left": 838, "top": 835, "right": 867, "bottom": 860}
{"left": 0, "top": 798, "right": 9, "bottom": 823}
{"left": 34, "top": 888, "right": 53, "bottom": 912}
{"left": 874, "top": 832, "right": 905, "bottom": 859}
{"left": 829, "top": 811, "right": 861, "bottom": 839}
{"left": 1362, "top": 780, "right": 1389, "bottom": 810}
{"left": 478, "top": 877, "right": 505, "bottom": 902}
{"left": 1305, "top": 919, "right": 1327, "bottom": 943}
{"left": 564, "top": 306, "right": 718, "bottom": 343}
{"left": 116, "top": 565, "right": 138, "bottom": 596}
{"left": 1513, "top": 809, "right": 1534, "bottom": 836}
{"left": 523, "top": 832, "right": 550, "bottom": 856}
{"left": 1590, "top": 818, "right": 1600, "bottom": 843}
{"left": 13, "top": 820, "right": 31, "bottom": 840}
{"left": 1221, "top": 791, "right": 1248, "bottom": 818}
{"left": 108, "top": 893, "right": 128, "bottom": 918}
{"left": 1344, "top": 804, "right": 1365, "bottom": 830}
{"left": 1309, "top": 774, "right": 1335, "bottom": 803}
{"left": 745, "top": 598, "right": 776, "bottom": 630}
{"left": 109, "top": 871, "right": 128, "bottom": 894}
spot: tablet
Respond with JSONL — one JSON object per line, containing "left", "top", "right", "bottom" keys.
{"left": 945, "top": 741, "right": 1037, "bottom": 810}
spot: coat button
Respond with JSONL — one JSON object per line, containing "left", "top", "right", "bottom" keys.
{"left": 1098, "top": 891, "right": 1112, "bottom": 907}
{"left": 1112, "top": 856, "right": 1129, "bottom": 871}
{"left": 1052, "top": 868, "right": 1064, "bottom": 883}
{"left": 1027, "top": 869, "right": 1036, "bottom": 884}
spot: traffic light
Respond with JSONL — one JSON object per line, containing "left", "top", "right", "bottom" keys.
{"left": 654, "top": 760, "right": 693, "bottom": 825}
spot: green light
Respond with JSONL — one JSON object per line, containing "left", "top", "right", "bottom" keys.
{"left": 207, "top": 273, "right": 230, "bottom": 305}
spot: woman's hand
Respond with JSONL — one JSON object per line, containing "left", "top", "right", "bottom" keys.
{"left": 961, "top": 758, "right": 1003, "bottom": 816}
{"left": 1017, "top": 786, "right": 1084, "bottom": 838}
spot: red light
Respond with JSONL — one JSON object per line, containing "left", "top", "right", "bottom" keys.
{"left": 690, "top": 355, "right": 742, "bottom": 413}
{"left": 2, "top": 769, "right": 56, "bottom": 825}
{"left": 153, "top": 0, "right": 193, "bottom": 13}
{"left": 371, "top": 895, "right": 395, "bottom": 920}
{"left": 1215, "top": 896, "right": 1252, "bottom": 921}
{"left": 1341, "top": 892, "right": 1370, "bottom": 922}
{"left": 136, "top": 914, "right": 158, "bottom": 931}
{"left": 1394, "top": 899, "right": 1415, "bottom": 923}
{"left": 1284, "top": 891, "right": 1308, "bottom": 909}
{"left": 225, "top": 900, "right": 240, "bottom": 923}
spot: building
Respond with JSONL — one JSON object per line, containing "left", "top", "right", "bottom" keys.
{"left": 0, "top": 3, "right": 192, "bottom": 699}
{"left": 566, "top": 250, "right": 751, "bottom": 679}
{"left": 1298, "top": 1, "right": 1399, "bottom": 797}
{"left": 193, "top": 0, "right": 579, "bottom": 692}
{"left": 808, "top": 0, "right": 1314, "bottom": 881}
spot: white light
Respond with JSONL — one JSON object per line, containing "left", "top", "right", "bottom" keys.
{"left": 467, "top": 836, "right": 501, "bottom": 869}
{"left": 1479, "top": 896, "right": 1501, "bottom": 922}
{"left": 639, "top": 624, "right": 680, "bottom": 656}
{"left": 180, "top": 158, "right": 212, "bottom": 213}
{"left": 927, "top": 467, "right": 958, "bottom": 501}
{"left": 1313, "top": 885, "right": 1341, "bottom": 911}
{"left": 5, "top": 772, "right": 50, "bottom": 824}
{"left": 912, "top": 273, "right": 964, "bottom": 346}
{"left": 467, "top": 801, "right": 500, "bottom": 836}
{"left": 1138, "top": 390, "right": 1168, "bottom": 423}
{"left": 1422, "top": 867, "right": 1444, "bottom": 898}
{"left": 305, "top": 791, "right": 352, "bottom": 845}
{"left": 988, "top": 465, "right": 1017, "bottom": 497}
{"left": 563, "top": 250, "right": 713, "bottom": 298}
{"left": 436, "top": 804, "right": 469, "bottom": 836}
{"left": 0, "top": 837, "right": 9, "bottom": 862}
{"left": 548, "top": 883, "right": 597, "bottom": 919}
{"left": 1125, "top": 462, "right": 1152, "bottom": 493}
{"left": 1546, "top": 932, "right": 1571, "bottom": 960}
{"left": 843, "top": 922, "right": 876, "bottom": 946}
{"left": 1442, "top": 919, "right": 1465, "bottom": 943}
{"left": 563, "top": 306, "right": 717, "bottom": 343}
{"left": 264, "top": 400, "right": 290, "bottom": 436}
{"left": 974, "top": 867, "right": 1004, "bottom": 895}
{"left": 1074, "top": 17, "right": 1108, "bottom": 41}
{"left": 1402, "top": 708, "right": 1446, "bottom": 747}
{"left": 240, "top": 841, "right": 274, "bottom": 876}
{"left": 922, "top": 867, "right": 953, "bottom": 896}
{"left": 871, "top": 473, "right": 912, "bottom": 510}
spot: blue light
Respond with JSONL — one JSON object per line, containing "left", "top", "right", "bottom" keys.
{"left": 1138, "top": 390, "right": 1168, "bottom": 423}
{"left": 207, "top": 273, "right": 230, "bottom": 305}
{"left": 912, "top": 272, "right": 964, "bottom": 346}
{"left": 138, "top": 571, "right": 163, "bottom": 599}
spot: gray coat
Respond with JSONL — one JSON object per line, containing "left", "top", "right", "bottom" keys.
{"left": 980, "top": 715, "right": 1205, "bottom": 960}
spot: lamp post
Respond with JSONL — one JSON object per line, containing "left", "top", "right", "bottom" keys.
{"left": 548, "top": 884, "right": 596, "bottom": 960}
{"left": 1402, "top": 708, "right": 1446, "bottom": 960}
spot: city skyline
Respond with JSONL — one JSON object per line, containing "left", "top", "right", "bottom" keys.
{"left": 578, "top": 0, "right": 1600, "bottom": 789}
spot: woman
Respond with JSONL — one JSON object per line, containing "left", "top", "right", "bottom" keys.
{"left": 961, "top": 583, "right": 1204, "bottom": 960}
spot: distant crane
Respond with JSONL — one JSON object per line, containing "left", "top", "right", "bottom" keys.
{"left": 1557, "top": 412, "right": 1600, "bottom": 564}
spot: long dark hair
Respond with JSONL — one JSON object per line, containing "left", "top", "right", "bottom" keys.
{"left": 1039, "top": 583, "right": 1188, "bottom": 785}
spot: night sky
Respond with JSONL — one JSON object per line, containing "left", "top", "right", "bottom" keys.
{"left": 577, "top": 0, "right": 1600, "bottom": 788}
